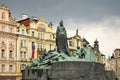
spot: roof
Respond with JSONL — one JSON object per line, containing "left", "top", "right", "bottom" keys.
{"left": 114, "top": 48, "right": 120, "bottom": 51}
{"left": 18, "top": 18, "right": 38, "bottom": 27}
{"left": 67, "top": 37, "right": 73, "bottom": 40}
{"left": 67, "top": 35, "right": 81, "bottom": 40}
{"left": 115, "top": 48, "right": 120, "bottom": 50}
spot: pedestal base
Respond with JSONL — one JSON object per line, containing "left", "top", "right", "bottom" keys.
{"left": 22, "top": 61, "right": 115, "bottom": 80}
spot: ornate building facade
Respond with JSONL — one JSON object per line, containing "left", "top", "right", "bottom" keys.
{"left": 16, "top": 16, "right": 56, "bottom": 80}
{"left": 0, "top": 5, "right": 107, "bottom": 80}
{"left": 67, "top": 29, "right": 82, "bottom": 51}
{"left": 108, "top": 49, "right": 120, "bottom": 80}
{"left": 0, "top": 5, "right": 17, "bottom": 80}
{"left": 67, "top": 29, "right": 105, "bottom": 64}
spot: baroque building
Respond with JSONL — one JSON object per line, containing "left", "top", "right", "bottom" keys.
{"left": 108, "top": 48, "right": 120, "bottom": 80}
{"left": 67, "top": 29, "right": 82, "bottom": 51}
{"left": 93, "top": 39, "right": 105, "bottom": 63}
{"left": 16, "top": 15, "right": 55, "bottom": 80}
{"left": 0, "top": 5, "right": 17, "bottom": 80}
{"left": 67, "top": 29, "right": 105, "bottom": 64}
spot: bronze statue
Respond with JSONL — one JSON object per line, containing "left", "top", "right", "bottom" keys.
{"left": 25, "top": 21, "right": 97, "bottom": 69}
{"left": 56, "top": 20, "right": 70, "bottom": 55}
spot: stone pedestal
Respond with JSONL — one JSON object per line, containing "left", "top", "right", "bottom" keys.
{"left": 22, "top": 61, "right": 115, "bottom": 80}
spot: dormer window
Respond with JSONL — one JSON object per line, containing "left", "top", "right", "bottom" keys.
{"left": 32, "top": 31, "right": 34, "bottom": 37}
{"left": 21, "top": 29, "right": 25, "bottom": 35}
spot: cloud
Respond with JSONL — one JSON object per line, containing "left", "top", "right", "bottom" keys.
{"left": 64, "top": 16, "right": 120, "bottom": 57}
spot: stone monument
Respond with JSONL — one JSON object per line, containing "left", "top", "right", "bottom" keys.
{"left": 22, "top": 21, "right": 115, "bottom": 80}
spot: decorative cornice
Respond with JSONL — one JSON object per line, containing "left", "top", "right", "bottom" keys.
{"left": 0, "top": 5, "right": 9, "bottom": 11}
{"left": 0, "top": 31, "right": 17, "bottom": 37}
{"left": 0, "top": 20, "right": 16, "bottom": 26}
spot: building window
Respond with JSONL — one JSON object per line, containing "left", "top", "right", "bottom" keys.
{"left": 21, "top": 40, "right": 26, "bottom": 47}
{"left": 9, "top": 50, "right": 13, "bottom": 58}
{"left": 69, "top": 41, "right": 74, "bottom": 46}
{"left": 2, "top": 12, "right": 5, "bottom": 19}
{"left": 32, "top": 31, "right": 34, "bottom": 37}
{"left": 9, "top": 28, "right": 13, "bottom": 33}
{"left": 20, "top": 51, "right": 26, "bottom": 60}
{"left": 1, "top": 49, "right": 5, "bottom": 58}
{"left": 24, "top": 52, "right": 26, "bottom": 60}
{"left": 9, "top": 38, "right": 13, "bottom": 46}
{"left": 38, "top": 43, "right": 42, "bottom": 48}
{"left": 20, "top": 51, "right": 22, "bottom": 60}
{"left": 38, "top": 33, "right": 40, "bottom": 39}
{"left": 40, "top": 34, "right": 45, "bottom": 39}
{"left": 23, "top": 40, "right": 26, "bottom": 47}
{"left": 9, "top": 65, "right": 13, "bottom": 72}
{"left": 42, "top": 34, "right": 45, "bottom": 39}
{"left": 21, "top": 29, "right": 25, "bottom": 35}
{"left": 2, "top": 26, "right": 5, "bottom": 31}
{"left": 40, "top": 33, "right": 42, "bottom": 39}
{"left": 1, "top": 37, "right": 5, "bottom": 45}
{"left": 38, "top": 43, "right": 41, "bottom": 49}
{"left": 50, "top": 35, "right": 52, "bottom": 39}
{"left": 50, "top": 44, "right": 52, "bottom": 50}
{"left": 38, "top": 43, "right": 44, "bottom": 49}
{"left": 20, "top": 64, "right": 26, "bottom": 71}
{"left": 1, "top": 64, "right": 5, "bottom": 72}
{"left": 41, "top": 43, "right": 44, "bottom": 49}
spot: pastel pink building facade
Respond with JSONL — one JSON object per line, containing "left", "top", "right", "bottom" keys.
{"left": 0, "top": 5, "right": 17, "bottom": 80}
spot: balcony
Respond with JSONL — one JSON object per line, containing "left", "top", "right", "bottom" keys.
{"left": 0, "top": 55, "right": 6, "bottom": 59}
{"left": 20, "top": 58, "right": 27, "bottom": 62}
{"left": 38, "top": 48, "right": 46, "bottom": 51}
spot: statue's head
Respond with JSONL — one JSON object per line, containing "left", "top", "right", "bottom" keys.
{"left": 59, "top": 20, "right": 63, "bottom": 26}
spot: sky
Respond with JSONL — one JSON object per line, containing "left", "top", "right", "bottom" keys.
{"left": 1, "top": 0, "right": 120, "bottom": 57}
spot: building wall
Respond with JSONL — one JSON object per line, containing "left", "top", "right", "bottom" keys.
{"left": 67, "top": 30, "right": 82, "bottom": 51}
{"left": 108, "top": 49, "right": 120, "bottom": 80}
{"left": 0, "top": 5, "right": 17, "bottom": 80}
{"left": 16, "top": 17, "right": 56, "bottom": 80}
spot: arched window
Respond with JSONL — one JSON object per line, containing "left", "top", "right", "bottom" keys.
{"left": 9, "top": 50, "right": 13, "bottom": 58}
{"left": 21, "top": 29, "right": 25, "bottom": 34}
{"left": 2, "top": 12, "right": 5, "bottom": 19}
{"left": 9, "top": 65, "right": 13, "bottom": 72}
{"left": 9, "top": 38, "right": 13, "bottom": 46}
{"left": 20, "top": 64, "right": 26, "bottom": 71}
{"left": 1, "top": 64, "right": 5, "bottom": 72}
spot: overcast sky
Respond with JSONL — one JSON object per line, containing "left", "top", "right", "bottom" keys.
{"left": 1, "top": 0, "right": 120, "bottom": 57}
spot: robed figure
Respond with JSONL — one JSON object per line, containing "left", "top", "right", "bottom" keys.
{"left": 56, "top": 20, "right": 70, "bottom": 55}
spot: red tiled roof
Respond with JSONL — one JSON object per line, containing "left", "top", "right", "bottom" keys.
{"left": 67, "top": 37, "right": 72, "bottom": 40}
{"left": 18, "top": 18, "right": 38, "bottom": 27}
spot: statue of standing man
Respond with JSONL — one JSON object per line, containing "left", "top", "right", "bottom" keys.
{"left": 56, "top": 20, "right": 70, "bottom": 55}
